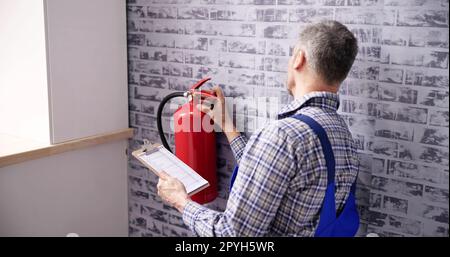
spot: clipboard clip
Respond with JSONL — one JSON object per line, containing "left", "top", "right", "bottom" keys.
{"left": 142, "top": 139, "right": 157, "bottom": 155}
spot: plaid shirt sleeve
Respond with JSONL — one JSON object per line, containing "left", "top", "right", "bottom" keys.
{"left": 182, "top": 121, "right": 299, "bottom": 236}
{"left": 229, "top": 134, "right": 248, "bottom": 164}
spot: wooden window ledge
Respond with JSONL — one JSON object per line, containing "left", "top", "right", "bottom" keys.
{"left": 0, "top": 128, "right": 134, "bottom": 168}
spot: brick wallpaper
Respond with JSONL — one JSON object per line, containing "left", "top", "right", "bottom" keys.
{"left": 126, "top": 0, "right": 449, "bottom": 237}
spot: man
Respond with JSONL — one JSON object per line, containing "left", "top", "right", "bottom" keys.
{"left": 157, "top": 20, "right": 360, "bottom": 236}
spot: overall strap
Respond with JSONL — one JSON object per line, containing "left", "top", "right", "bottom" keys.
{"left": 229, "top": 165, "right": 239, "bottom": 192}
{"left": 291, "top": 114, "right": 337, "bottom": 221}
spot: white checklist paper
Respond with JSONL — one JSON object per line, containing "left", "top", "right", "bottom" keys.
{"left": 135, "top": 145, "right": 209, "bottom": 195}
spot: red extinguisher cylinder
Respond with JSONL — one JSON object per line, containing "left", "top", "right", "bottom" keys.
{"left": 173, "top": 99, "right": 218, "bottom": 204}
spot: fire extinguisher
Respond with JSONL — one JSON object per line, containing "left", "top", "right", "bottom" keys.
{"left": 156, "top": 78, "right": 218, "bottom": 204}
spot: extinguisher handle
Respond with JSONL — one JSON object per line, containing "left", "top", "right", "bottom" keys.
{"left": 198, "top": 90, "right": 217, "bottom": 99}
{"left": 190, "top": 77, "right": 212, "bottom": 91}
{"left": 190, "top": 77, "right": 217, "bottom": 100}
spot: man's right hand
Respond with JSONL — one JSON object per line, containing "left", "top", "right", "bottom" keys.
{"left": 195, "top": 86, "right": 241, "bottom": 143}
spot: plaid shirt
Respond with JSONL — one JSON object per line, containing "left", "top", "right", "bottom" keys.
{"left": 182, "top": 91, "right": 359, "bottom": 237}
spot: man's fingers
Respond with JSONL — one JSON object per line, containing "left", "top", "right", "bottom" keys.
{"left": 193, "top": 92, "right": 215, "bottom": 101}
{"left": 157, "top": 179, "right": 164, "bottom": 190}
{"left": 159, "top": 170, "right": 170, "bottom": 180}
{"left": 196, "top": 104, "right": 214, "bottom": 116}
{"left": 212, "top": 86, "right": 224, "bottom": 99}
{"left": 192, "top": 86, "right": 224, "bottom": 101}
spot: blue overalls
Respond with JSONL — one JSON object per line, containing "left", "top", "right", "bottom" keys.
{"left": 229, "top": 114, "right": 360, "bottom": 237}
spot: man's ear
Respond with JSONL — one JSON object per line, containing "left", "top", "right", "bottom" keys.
{"left": 292, "top": 49, "right": 305, "bottom": 71}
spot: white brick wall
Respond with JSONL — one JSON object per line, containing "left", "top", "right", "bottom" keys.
{"left": 126, "top": 0, "right": 449, "bottom": 237}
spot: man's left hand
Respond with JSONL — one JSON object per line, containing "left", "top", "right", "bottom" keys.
{"left": 157, "top": 171, "right": 190, "bottom": 213}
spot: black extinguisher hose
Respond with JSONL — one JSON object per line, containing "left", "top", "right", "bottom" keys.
{"left": 156, "top": 91, "right": 185, "bottom": 153}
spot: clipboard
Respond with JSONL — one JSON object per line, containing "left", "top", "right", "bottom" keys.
{"left": 132, "top": 139, "right": 210, "bottom": 196}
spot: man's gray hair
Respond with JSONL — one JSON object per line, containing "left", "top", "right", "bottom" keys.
{"left": 296, "top": 20, "right": 358, "bottom": 85}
